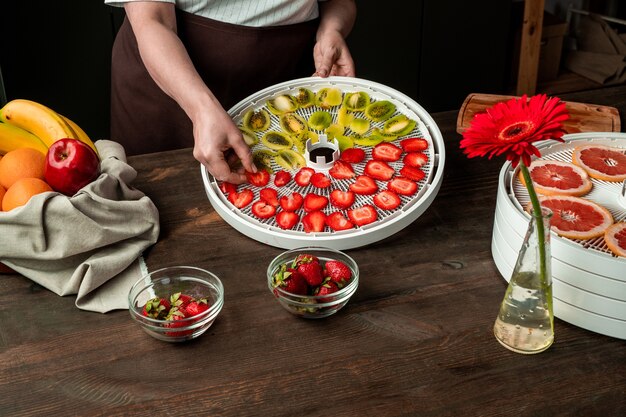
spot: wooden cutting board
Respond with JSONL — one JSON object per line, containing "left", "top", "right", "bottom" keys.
{"left": 456, "top": 93, "right": 621, "bottom": 134}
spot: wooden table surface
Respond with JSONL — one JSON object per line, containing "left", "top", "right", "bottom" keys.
{"left": 2, "top": 86, "right": 626, "bottom": 416}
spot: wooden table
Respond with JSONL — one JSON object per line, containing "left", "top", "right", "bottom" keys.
{"left": 2, "top": 86, "right": 626, "bottom": 416}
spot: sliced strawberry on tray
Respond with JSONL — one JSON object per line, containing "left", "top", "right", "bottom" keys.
{"left": 251, "top": 200, "right": 277, "bottom": 219}
{"left": 326, "top": 211, "right": 354, "bottom": 231}
{"left": 219, "top": 181, "right": 237, "bottom": 195}
{"left": 340, "top": 147, "right": 366, "bottom": 163}
{"left": 329, "top": 160, "right": 355, "bottom": 179}
{"left": 294, "top": 167, "right": 315, "bottom": 187}
{"left": 387, "top": 177, "right": 418, "bottom": 196}
{"left": 364, "top": 160, "right": 395, "bottom": 181}
{"left": 304, "top": 193, "right": 329, "bottom": 212}
{"left": 372, "top": 142, "right": 403, "bottom": 162}
{"left": 400, "top": 137, "right": 428, "bottom": 152}
{"left": 279, "top": 192, "right": 303, "bottom": 212}
{"left": 246, "top": 169, "right": 270, "bottom": 187}
{"left": 347, "top": 204, "right": 378, "bottom": 226}
{"left": 228, "top": 189, "right": 253, "bottom": 208}
{"left": 310, "top": 172, "right": 331, "bottom": 188}
{"left": 274, "top": 170, "right": 292, "bottom": 187}
{"left": 302, "top": 210, "right": 327, "bottom": 233}
{"left": 400, "top": 165, "right": 425, "bottom": 181}
{"left": 350, "top": 175, "right": 378, "bottom": 195}
{"left": 373, "top": 190, "right": 401, "bottom": 211}
{"left": 259, "top": 188, "right": 279, "bottom": 207}
{"left": 276, "top": 210, "right": 299, "bottom": 230}
{"left": 330, "top": 189, "right": 355, "bottom": 209}
{"left": 403, "top": 152, "right": 428, "bottom": 167}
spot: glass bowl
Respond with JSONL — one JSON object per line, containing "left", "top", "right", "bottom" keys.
{"left": 267, "top": 247, "right": 359, "bottom": 318}
{"left": 128, "top": 266, "right": 224, "bottom": 342}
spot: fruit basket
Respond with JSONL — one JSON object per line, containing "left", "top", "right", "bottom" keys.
{"left": 201, "top": 76, "right": 445, "bottom": 250}
{"left": 492, "top": 132, "right": 626, "bottom": 339}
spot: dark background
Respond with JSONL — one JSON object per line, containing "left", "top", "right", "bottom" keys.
{"left": 4, "top": 0, "right": 620, "bottom": 141}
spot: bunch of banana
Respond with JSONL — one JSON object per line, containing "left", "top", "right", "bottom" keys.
{"left": 0, "top": 99, "right": 98, "bottom": 156}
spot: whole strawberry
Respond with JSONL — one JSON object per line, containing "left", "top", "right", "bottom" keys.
{"left": 273, "top": 266, "right": 308, "bottom": 296}
{"left": 141, "top": 297, "right": 171, "bottom": 319}
{"left": 324, "top": 260, "right": 352, "bottom": 287}
{"left": 292, "top": 253, "right": 319, "bottom": 268}
{"left": 314, "top": 279, "right": 339, "bottom": 302}
{"left": 185, "top": 298, "right": 210, "bottom": 317}
{"left": 297, "top": 262, "right": 324, "bottom": 287}
{"left": 170, "top": 292, "right": 194, "bottom": 311}
{"left": 164, "top": 307, "right": 193, "bottom": 337}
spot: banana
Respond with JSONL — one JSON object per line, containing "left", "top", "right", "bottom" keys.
{"left": 60, "top": 114, "right": 99, "bottom": 156}
{"left": 0, "top": 122, "right": 49, "bottom": 155}
{"left": 0, "top": 99, "right": 77, "bottom": 147}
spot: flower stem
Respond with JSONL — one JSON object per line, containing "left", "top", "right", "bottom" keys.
{"left": 518, "top": 162, "right": 548, "bottom": 287}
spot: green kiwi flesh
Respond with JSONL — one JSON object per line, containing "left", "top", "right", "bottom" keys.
{"left": 308, "top": 111, "right": 333, "bottom": 131}
{"left": 343, "top": 91, "right": 370, "bottom": 111}
{"left": 261, "top": 131, "right": 293, "bottom": 150}
{"left": 364, "top": 100, "right": 396, "bottom": 122}
{"left": 243, "top": 109, "right": 271, "bottom": 131}
{"left": 383, "top": 114, "right": 416, "bottom": 136}
{"left": 267, "top": 95, "right": 299, "bottom": 115}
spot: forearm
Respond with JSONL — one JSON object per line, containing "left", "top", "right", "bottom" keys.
{"left": 124, "top": 3, "right": 221, "bottom": 122}
{"left": 317, "top": 0, "right": 356, "bottom": 40}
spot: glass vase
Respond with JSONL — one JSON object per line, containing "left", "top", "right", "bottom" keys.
{"left": 493, "top": 208, "right": 554, "bottom": 354}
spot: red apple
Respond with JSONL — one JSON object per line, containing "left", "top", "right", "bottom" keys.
{"left": 44, "top": 138, "right": 100, "bottom": 196}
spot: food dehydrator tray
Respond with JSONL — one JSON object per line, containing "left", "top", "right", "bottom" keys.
{"left": 492, "top": 132, "right": 626, "bottom": 339}
{"left": 201, "top": 76, "right": 445, "bottom": 250}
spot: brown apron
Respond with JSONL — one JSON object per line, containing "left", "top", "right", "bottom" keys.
{"left": 110, "top": 10, "right": 318, "bottom": 156}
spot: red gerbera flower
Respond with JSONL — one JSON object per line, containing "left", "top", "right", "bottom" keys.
{"left": 460, "top": 94, "right": 569, "bottom": 167}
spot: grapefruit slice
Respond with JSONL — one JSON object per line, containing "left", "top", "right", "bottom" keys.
{"left": 604, "top": 222, "right": 626, "bottom": 258}
{"left": 572, "top": 145, "right": 626, "bottom": 182}
{"left": 531, "top": 195, "right": 614, "bottom": 240}
{"left": 520, "top": 160, "right": 592, "bottom": 196}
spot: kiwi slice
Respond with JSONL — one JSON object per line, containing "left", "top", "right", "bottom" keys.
{"left": 280, "top": 113, "right": 308, "bottom": 136}
{"left": 275, "top": 149, "right": 306, "bottom": 170}
{"left": 343, "top": 91, "right": 370, "bottom": 111}
{"left": 325, "top": 123, "right": 345, "bottom": 140}
{"left": 335, "top": 135, "right": 355, "bottom": 151}
{"left": 369, "top": 127, "right": 397, "bottom": 143}
{"left": 383, "top": 114, "right": 416, "bottom": 136}
{"left": 337, "top": 106, "right": 354, "bottom": 128}
{"left": 243, "top": 109, "right": 271, "bottom": 131}
{"left": 261, "top": 131, "right": 293, "bottom": 150}
{"left": 308, "top": 110, "right": 333, "bottom": 131}
{"left": 364, "top": 100, "right": 396, "bottom": 122}
{"left": 349, "top": 118, "right": 370, "bottom": 135}
{"left": 294, "top": 88, "right": 315, "bottom": 108}
{"left": 354, "top": 134, "right": 384, "bottom": 147}
{"left": 315, "top": 87, "right": 343, "bottom": 108}
{"left": 267, "top": 95, "right": 299, "bottom": 115}
{"left": 239, "top": 127, "right": 258, "bottom": 147}
{"left": 253, "top": 149, "right": 276, "bottom": 173}
{"left": 292, "top": 130, "right": 319, "bottom": 154}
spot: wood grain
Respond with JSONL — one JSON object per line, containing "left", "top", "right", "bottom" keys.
{"left": 516, "top": 0, "right": 545, "bottom": 95}
{"left": 1, "top": 87, "right": 625, "bottom": 416}
{"left": 456, "top": 93, "right": 621, "bottom": 134}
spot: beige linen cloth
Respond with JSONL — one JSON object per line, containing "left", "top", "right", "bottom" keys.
{"left": 0, "top": 140, "right": 159, "bottom": 313}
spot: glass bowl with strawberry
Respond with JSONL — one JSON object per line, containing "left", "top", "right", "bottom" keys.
{"left": 128, "top": 266, "right": 224, "bottom": 342}
{"left": 267, "top": 247, "right": 359, "bottom": 318}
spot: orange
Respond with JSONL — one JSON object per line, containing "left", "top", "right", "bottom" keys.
{"left": 0, "top": 184, "right": 5, "bottom": 210}
{"left": 2, "top": 177, "right": 53, "bottom": 211}
{"left": 0, "top": 147, "right": 47, "bottom": 190}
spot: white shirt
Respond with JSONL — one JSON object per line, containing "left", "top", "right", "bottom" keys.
{"left": 104, "top": 0, "right": 322, "bottom": 27}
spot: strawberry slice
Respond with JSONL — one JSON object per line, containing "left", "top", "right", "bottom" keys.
{"left": 294, "top": 167, "right": 315, "bottom": 187}
{"left": 364, "top": 160, "right": 395, "bottom": 181}
{"left": 274, "top": 170, "right": 292, "bottom": 187}
{"left": 251, "top": 200, "right": 276, "bottom": 219}
{"left": 219, "top": 182, "right": 237, "bottom": 195}
{"left": 400, "top": 137, "right": 428, "bottom": 152}
{"left": 349, "top": 175, "right": 378, "bottom": 195}
{"left": 246, "top": 169, "right": 270, "bottom": 187}
{"left": 302, "top": 211, "right": 327, "bottom": 233}
{"left": 259, "top": 188, "right": 279, "bottom": 207}
{"left": 373, "top": 190, "right": 401, "bottom": 211}
{"left": 403, "top": 152, "right": 428, "bottom": 167}
{"left": 310, "top": 172, "right": 331, "bottom": 188}
{"left": 387, "top": 177, "right": 418, "bottom": 196}
{"left": 328, "top": 160, "right": 355, "bottom": 179}
{"left": 329, "top": 189, "right": 355, "bottom": 209}
{"left": 400, "top": 165, "right": 425, "bottom": 181}
{"left": 372, "top": 142, "right": 403, "bottom": 162}
{"left": 347, "top": 205, "right": 378, "bottom": 226}
{"left": 303, "top": 193, "right": 329, "bottom": 212}
{"left": 326, "top": 211, "right": 354, "bottom": 231}
{"left": 227, "top": 189, "right": 253, "bottom": 208}
{"left": 276, "top": 211, "right": 299, "bottom": 230}
{"left": 279, "top": 192, "right": 303, "bottom": 212}
{"left": 340, "top": 147, "right": 366, "bottom": 163}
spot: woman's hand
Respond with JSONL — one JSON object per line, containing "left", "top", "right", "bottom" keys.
{"left": 314, "top": 0, "right": 357, "bottom": 77}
